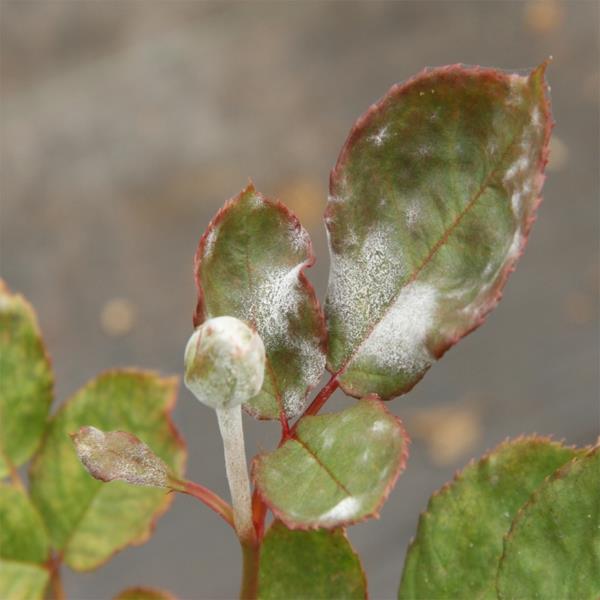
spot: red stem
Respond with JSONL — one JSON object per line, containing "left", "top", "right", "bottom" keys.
{"left": 172, "top": 478, "right": 235, "bottom": 529}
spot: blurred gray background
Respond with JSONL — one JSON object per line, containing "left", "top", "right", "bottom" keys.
{"left": 1, "top": 1, "right": 598, "bottom": 599}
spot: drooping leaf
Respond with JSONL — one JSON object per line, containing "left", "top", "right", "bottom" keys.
{"left": 497, "top": 446, "right": 600, "bottom": 599}
{"left": 325, "top": 63, "right": 552, "bottom": 399}
{"left": 71, "top": 427, "right": 170, "bottom": 488}
{"left": 398, "top": 437, "right": 580, "bottom": 599}
{"left": 0, "top": 484, "right": 51, "bottom": 600}
{"left": 114, "top": 587, "right": 177, "bottom": 600}
{"left": 194, "top": 184, "right": 326, "bottom": 421}
{"left": 0, "top": 281, "right": 53, "bottom": 477}
{"left": 258, "top": 520, "right": 367, "bottom": 599}
{"left": 253, "top": 397, "right": 408, "bottom": 529}
{"left": 0, "top": 562, "right": 49, "bottom": 600}
{"left": 29, "top": 371, "right": 186, "bottom": 571}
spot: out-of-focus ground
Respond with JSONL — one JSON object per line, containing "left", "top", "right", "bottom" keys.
{"left": 1, "top": 2, "right": 598, "bottom": 598}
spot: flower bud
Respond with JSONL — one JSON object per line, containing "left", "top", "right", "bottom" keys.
{"left": 184, "top": 316, "right": 265, "bottom": 410}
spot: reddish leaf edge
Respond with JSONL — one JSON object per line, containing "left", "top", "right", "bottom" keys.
{"left": 495, "top": 444, "right": 599, "bottom": 594}
{"left": 192, "top": 181, "right": 328, "bottom": 425}
{"left": 401, "top": 434, "right": 585, "bottom": 566}
{"left": 252, "top": 395, "right": 410, "bottom": 531}
{"left": 0, "top": 278, "right": 56, "bottom": 466}
{"left": 29, "top": 368, "right": 187, "bottom": 573}
{"left": 113, "top": 586, "right": 178, "bottom": 600}
{"left": 261, "top": 520, "right": 369, "bottom": 600}
{"left": 325, "top": 60, "right": 554, "bottom": 401}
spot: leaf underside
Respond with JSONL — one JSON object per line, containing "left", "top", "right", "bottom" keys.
{"left": 253, "top": 397, "right": 408, "bottom": 529}
{"left": 29, "top": 371, "right": 186, "bottom": 571}
{"left": 398, "top": 437, "right": 580, "bottom": 599}
{"left": 0, "top": 484, "right": 51, "bottom": 600}
{"left": 194, "top": 184, "right": 326, "bottom": 421}
{"left": 325, "top": 63, "right": 552, "bottom": 400}
{"left": 0, "top": 280, "right": 53, "bottom": 477}
{"left": 258, "top": 520, "right": 366, "bottom": 600}
{"left": 497, "top": 447, "right": 600, "bottom": 599}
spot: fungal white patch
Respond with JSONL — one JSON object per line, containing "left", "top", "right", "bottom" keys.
{"left": 405, "top": 199, "right": 421, "bottom": 229}
{"left": 507, "top": 74, "right": 527, "bottom": 107}
{"left": 507, "top": 227, "right": 523, "bottom": 260}
{"left": 203, "top": 228, "right": 217, "bottom": 258}
{"left": 328, "top": 226, "right": 406, "bottom": 351}
{"left": 417, "top": 144, "right": 431, "bottom": 158}
{"left": 361, "top": 449, "right": 371, "bottom": 463}
{"left": 288, "top": 223, "right": 310, "bottom": 254}
{"left": 281, "top": 336, "right": 326, "bottom": 418}
{"left": 320, "top": 432, "right": 335, "bottom": 451}
{"left": 371, "top": 420, "right": 390, "bottom": 434}
{"left": 511, "top": 191, "right": 522, "bottom": 216}
{"left": 353, "top": 282, "right": 438, "bottom": 375}
{"left": 531, "top": 107, "right": 541, "bottom": 127}
{"left": 319, "top": 496, "right": 361, "bottom": 523}
{"left": 369, "top": 125, "right": 390, "bottom": 147}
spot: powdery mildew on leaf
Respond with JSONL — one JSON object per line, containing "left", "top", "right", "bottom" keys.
{"left": 72, "top": 427, "right": 169, "bottom": 488}
{"left": 325, "top": 63, "right": 552, "bottom": 400}
{"left": 253, "top": 397, "right": 409, "bottom": 529}
{"left": 194, "top": 184, "right": 326, "bottom": 421}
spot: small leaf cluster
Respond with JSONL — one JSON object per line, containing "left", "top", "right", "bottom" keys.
{"left": 2, "top": 61, "right": 598, "bottom": 600}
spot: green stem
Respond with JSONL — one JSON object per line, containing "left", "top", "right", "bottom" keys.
{"left": 240, "top": 540, "right": 260, "bottom": 600}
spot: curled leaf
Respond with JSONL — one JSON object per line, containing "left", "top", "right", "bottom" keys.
{"left": 325, "top": 63, "right": 552, "bottom": 400}
{"left": 71, "top": 427, "right": 170, "bottom": 488}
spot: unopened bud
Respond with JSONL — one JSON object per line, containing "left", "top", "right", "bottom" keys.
{"left": 184, "top": 316, "right": 265, "bottom": 410}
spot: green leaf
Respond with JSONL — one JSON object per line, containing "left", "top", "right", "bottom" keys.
{"left": 0, "top": 484, "right": 51, "bottom": 600}
{"left": 0, "top": 484, "right": 50, "bottom": 563}
{"left": 325, "top": 63, "right": 552, "bottom": 400}
{"left": 114, "top": 587, "right": 176, "bottom": 600}
{"left": 71, "top": 427, "right": 170, "bottom": 488}
{"left": 0, "top": 562, "right": 49, "bottom": 600}
{"left": 253, "top": 397, "right": 408, "bottom": 529}
{"left": 497, "top": 446, "right": 600, "bottom": 599}
{"left": 398, "top": 436, "right": 579, "bottom": 599}
{"left": 194, "top": 184, "right": 326, "bottom": 421}
{"left": 258, "top": 520, "right": 366, "bottom": 599}
{"left": 0, "top": 280, "right": 53, "bottom": 477}
{"left": 29, "top": 370, "right": 186, "bottom": 571}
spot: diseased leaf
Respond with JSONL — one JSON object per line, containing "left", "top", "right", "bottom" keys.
{"left": 0, "top": 562, "right": 49, "bottom": 600}
{"left": 0, "top": 281, "right": 53, "bottom": 477}
{"left": 29, "top": 371, "right": 186, "bottom": 571}
{"left": 497, "top": 447, "right": 600, "bottom": 599}
{"left": 258, "top": 520, "right": 367, "bottom": 599}
{"left": 0, "top": 484, "right": 51, "bottom": 600}
{"left": 325, "top": 63, "right": 552, "bottom": 399}
{"left": 398, "top": 437, "right": 579, "bottom": 599}
{"left": 114, "top": 586, "right": 177, "bottom": 600}
{"left": 253, "top": 397, "right": 408, "bottom": 529}
{"left": 72, "top": 427, "right": 170, "bottom": 488}
{"left": 0, "top": 484, "right": 50, "bottom": 564}
{"left": 194, "top": 184, "right": 326, "bottom": 421}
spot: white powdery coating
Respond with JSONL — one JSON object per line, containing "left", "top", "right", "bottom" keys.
{"left": 281, "top": 336, "right": 326, "bottom": 418}
{"left": 405, "top": 199, "right": 421, "bottom": 229}
{"left": 203, "top": 228, "right": 217, "bottom": 258}
{"left": 353, "top": 282, "right": 438, "bottom": 374}
{"left": 216, "top": 405, "right": 254, "bottom": 541}
{"left": 369, "top": 125, "right": 390, "bottom": 146}
{"left": 243, "top": 259, "right": 324, "bottom": 417}
{"left": 184, "top": 316, "right": 266, "bottom": 410}
{"left": 507, "top": 74, "right": 528, "bottom": 107}
{"left": 328, "top": 226, "right": 406, "bottom": 351}
{"left": 74, "top": 427, "right": 169, "bottom": 488}
{"left": 319, "top": 496, "right": 361, "bottom": 523}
